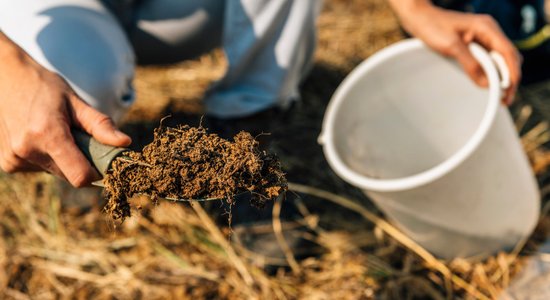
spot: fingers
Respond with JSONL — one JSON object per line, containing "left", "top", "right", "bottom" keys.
{"left": 46, "top": 125, "right": 101, "bottom": 187}
{"left": 0, "top": 151, "right": 42, "bottom": 174}
{"left": 0, "top": 126, "right": 43, "bottom": 174}
{"left": 503, "top": 81, "right": 519, "bottom": 106}
{"left": 3, "top": 118, "right": 99, "bottom": 187}
{"left": 0, "top": 143, "right": 61, "bottom": 176}
{"left": 69, "top": 94, "right": 131, "bottom": 147}
{"left": 464, "top": 14, "right": 522, "bottom": 105}
{"left": 497, "top": 48, "right": 521, "bottom": 105}
{"left": 446, "top": 37, "right": 488, "bottom": 87}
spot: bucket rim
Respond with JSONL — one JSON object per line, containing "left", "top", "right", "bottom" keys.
{"left": 320, "top": 38, "right": 502, "bottom": 192}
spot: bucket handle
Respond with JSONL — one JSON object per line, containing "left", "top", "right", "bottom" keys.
{"left": 489, "top": 51, "right": 510, "bottom": 90}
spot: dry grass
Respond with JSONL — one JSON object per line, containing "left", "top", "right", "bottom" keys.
{"left": 2, "top": 0, "right": 550, "bottom": 299}
{"left": 1, "top": 124, "right": 549, "bottom": 299}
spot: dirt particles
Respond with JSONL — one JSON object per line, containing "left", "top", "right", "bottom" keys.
{"left": 103, "top": 125, "right": 287, "bottom": 220}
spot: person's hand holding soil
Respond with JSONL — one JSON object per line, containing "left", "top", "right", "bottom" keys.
{"left": 388, "top": 0, "right": 522, "bottom": 105}
{"left": 0, "top": 32, "right": 131, "bottom": 187}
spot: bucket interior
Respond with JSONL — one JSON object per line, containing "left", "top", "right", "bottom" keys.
{"left": 331, "top": 46, "right": 491, "bottom": 180}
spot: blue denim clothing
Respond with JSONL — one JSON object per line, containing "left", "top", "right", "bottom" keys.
{"left": 0, "top": 0, "right": 320, "bottom": 120}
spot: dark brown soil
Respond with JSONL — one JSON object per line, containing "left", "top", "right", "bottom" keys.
{"left": 103, "top": 125, "right": 287, "bottom": 220}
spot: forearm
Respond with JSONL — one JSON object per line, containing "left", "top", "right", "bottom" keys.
{"left": 387, "top": 0, "right": 437, "bottom": 35}
{"left": 0, "top": 31, "right": 33, "bottom": 67}
{"left": 0, "top": 31, "right": 16, "bottom": 57}
{"left": 0, "top": 31, "right": 40, "bottom": 87}
{"left": 387, "top": 0, "right": 432, "bottom": 14}
{"left": 0, "top": 31, "right": 20, "bottom": 83}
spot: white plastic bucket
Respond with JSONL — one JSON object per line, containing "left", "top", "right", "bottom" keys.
{"left": 319, "top": 38, "right": 540, "bottom": 259}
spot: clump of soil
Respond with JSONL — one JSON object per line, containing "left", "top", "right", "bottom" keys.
{"left": 103, "top": 125, "right": 287, "bottom": 220}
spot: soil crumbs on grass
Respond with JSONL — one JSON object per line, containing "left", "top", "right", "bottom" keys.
{"left": 103, "top": 124, "right": 287, "bottom": 220}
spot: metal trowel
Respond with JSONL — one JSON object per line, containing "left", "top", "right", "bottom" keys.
{"left": 71, "top": 129, "right": 225, "bottom": 202}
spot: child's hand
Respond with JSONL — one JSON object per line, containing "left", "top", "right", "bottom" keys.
{"left": 389, "top": 0, "right": 522, "bottom": 105}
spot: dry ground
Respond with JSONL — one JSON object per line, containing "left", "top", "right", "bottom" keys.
{"left": 2, "top": 0, "right": 550, "bottom": 299}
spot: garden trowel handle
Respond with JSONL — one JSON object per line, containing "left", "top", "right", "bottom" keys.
{"left": 71, "top": 129, "right": 128, "bottom": 177}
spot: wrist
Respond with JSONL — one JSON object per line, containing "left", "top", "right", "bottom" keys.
{"left": 0, "top": 31, "right": 14, "bottom": 50}
{"left": 0, "top": 32, "right": 21, "bottom": 61}
{"left": 0, "top": 32, "right": 38, "bottom": 71}
{"left": 392, "top": 1, "right": 440, "bottom": 35}
{"left": 389, "top": 0, "right": 433, "bottom": 15}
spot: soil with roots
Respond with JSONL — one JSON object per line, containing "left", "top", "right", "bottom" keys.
{"left": 102, "top": 125, "right": 287, "bottom": 220}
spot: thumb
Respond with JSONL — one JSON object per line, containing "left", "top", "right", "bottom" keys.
{"left": 69, "top": 94, "right": 131, "bottom": 147}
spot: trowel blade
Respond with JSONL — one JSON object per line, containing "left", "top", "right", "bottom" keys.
{"left": 92, "top": 180, "right": 105, "bottom": 187}
{"left": 90, "top": 179, "right": 226, "bottom": 202}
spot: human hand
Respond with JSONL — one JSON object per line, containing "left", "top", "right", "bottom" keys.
{"left": 0, "top": 32, "right": 131, "bottom": 187}
{"left": 388, "top": 1, "right": 522, "bottom": 105}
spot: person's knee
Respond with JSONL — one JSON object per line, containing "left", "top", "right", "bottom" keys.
{"left": 36, "top": 6, "right": 135, "bottom": 121}
{"left": 0, "top": 2, "right": 135, "bottom": 122}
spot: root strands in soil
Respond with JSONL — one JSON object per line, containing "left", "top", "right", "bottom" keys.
{"left": 103, "top": 124, "right": 288, "bottom": 220}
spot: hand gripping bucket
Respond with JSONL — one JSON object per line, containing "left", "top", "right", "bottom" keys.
{"left": 319, "top": 39, "right": 540, "bottom": 259}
